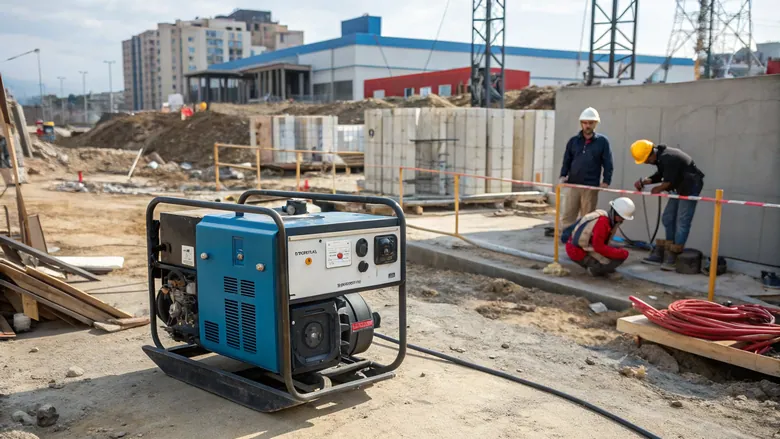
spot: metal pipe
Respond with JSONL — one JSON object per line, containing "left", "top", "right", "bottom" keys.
{"left": 708, "top": 189, "right": 723, "bottom": 301}
{"left": 36, "top": 49, "right": 44, "bottom": 121}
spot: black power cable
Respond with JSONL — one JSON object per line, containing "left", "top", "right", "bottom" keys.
{"left": 619, "top": 196, "right": 661, "bottom": 250}
{"left": 375, "top": 332, "right": 661, "bottom": 439}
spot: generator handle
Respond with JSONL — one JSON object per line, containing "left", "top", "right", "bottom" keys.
{"left": 144, "top": 196, "right": 288, "bottom": 357}
{"left": 237, "top": 190, "right": 408, "bottom": 387}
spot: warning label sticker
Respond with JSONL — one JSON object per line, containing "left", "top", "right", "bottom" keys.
{"left": 181, "top": 245, "right": 195, "bottom": 267}
{"left": 326, "top": 240, "right": 352, "bottom": 268}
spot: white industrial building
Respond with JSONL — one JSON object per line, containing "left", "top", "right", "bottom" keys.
{"left": 186, "top": 15, "right": 695, "bottom": 104}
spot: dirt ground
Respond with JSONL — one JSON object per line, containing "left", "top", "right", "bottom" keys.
{"left": 1, "top": 171, "right": 780, "bottom": 439}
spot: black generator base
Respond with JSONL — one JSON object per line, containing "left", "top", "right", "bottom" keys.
{"left": 142, "top": 345, "right": 395, "bottom": 413}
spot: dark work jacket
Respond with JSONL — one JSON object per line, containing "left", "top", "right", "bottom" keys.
{"left": 648, "top": 145, "right": 705, "bottom": 196}
{"left": 560, "top": 132, "right": 613, "bottom": 186}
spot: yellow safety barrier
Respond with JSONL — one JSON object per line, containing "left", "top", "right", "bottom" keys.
{"left": 708, "top": 189, "right": 724, "bottom": 301}
{"left": 382, "top": 162, "right": 773, "bottom": 304}
{"left": 214, "top": 143, "right": 364, "bottom": 194}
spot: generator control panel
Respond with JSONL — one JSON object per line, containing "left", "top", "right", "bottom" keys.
{"left": 287, "top": 226, "right": 401, "bottom": 301}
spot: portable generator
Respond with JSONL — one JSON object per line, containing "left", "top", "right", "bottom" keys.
{"left": 142, "top": 190, "right": 407, "bottom": 412}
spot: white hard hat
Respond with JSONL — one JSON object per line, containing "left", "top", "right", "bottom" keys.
{"left": 609, "top": 197, "right": 635, "bottom": 221}
{"left": 579, "top": 107, "right": 600, "bottom": 122}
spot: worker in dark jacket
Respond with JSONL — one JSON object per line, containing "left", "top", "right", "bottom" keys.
{"left": 557, "top": 107, "right": 614, "bottom": 235}
{"left": 566, "top": 197, "right": 635, "bottom": 277}
{"left": 631, "top": 140, "right": 705, "bottom": 270}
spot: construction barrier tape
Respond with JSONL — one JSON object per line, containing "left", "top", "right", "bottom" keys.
{"left": 362, "top": 164, "right": 780, "bottom": 210}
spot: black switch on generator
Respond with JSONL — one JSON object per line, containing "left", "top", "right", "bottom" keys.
{"left": 356, "top": 238, "right": 369, "bottom": 257}
{"left": 374, "top": 235, "right": 398, "bottom": 265}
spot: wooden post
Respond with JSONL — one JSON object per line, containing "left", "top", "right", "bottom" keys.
{"left": 708, "top": 189, "right": 724, "bottom": 302}
{"left": 214, "top": 143, "right": 220, "bottom": 191}
{"left": 255, "top": 147, "right": 261, "bottom": 189}
{"left": 454, "top": 174, "right": 460, "bottom": 236}
{"left": 296, "top": 153, "right": 302, "bottom": 191}
{"left": 553, "top": 184, "right": 562, "bottom": 263}
{"left": 0, "top": 115, "right": 30, "bottom": 244}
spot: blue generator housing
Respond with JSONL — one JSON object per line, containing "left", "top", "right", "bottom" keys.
{"left": 196, "top": 213, "right": 281, "bottom": 373}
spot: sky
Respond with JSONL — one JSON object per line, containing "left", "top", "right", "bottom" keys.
{"left": 0, "top": 0, "right": 778, "bottom": 99}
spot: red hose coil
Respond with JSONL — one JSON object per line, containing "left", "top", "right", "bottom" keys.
{"left": 628, "top": 296, "right": 780, "bottom": 352}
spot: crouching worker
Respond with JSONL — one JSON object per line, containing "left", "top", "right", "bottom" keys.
{"left": 564, "top": 197, "right": 635, "bottom": 277}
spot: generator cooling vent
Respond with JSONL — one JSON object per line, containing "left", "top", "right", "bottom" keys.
{"left": 224, "top": 299, "right": 240, "bottom": 349}
{"left": 224, "top": 277, "right": 238, "bottom": 295}
{"left": 204, "top": 321, "right": 219, "bottom": 344}
{"left": 240, "top": 280, "right": 256, "bottom": 298}
{"left": 241, "top": 303, "right": 257, "bottom": 353}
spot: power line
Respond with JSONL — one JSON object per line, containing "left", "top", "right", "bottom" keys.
{"left": 574, "top": 0, "right": 590, "bottom": 81}
{"left": 423, "top": 0, "right": 452, "bottom": 72}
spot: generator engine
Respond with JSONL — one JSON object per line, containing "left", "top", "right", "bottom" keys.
{"left": 153, "top": 198, "right": 401, "bottom": 377}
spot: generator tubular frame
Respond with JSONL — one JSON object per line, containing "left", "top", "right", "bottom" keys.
{"left": 143, "top": 192, "right": 407, "bottom": 410}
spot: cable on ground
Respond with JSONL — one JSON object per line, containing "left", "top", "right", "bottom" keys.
{"left": 375, "top": 332, "right": 661, "bottom": 439}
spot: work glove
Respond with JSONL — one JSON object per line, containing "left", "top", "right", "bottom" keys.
{"left": 558, "top": 176, "right": 568, "bottom": 185}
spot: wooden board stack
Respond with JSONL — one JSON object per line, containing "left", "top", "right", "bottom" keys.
{"left": 0, "top": 260, "right": 146, "bottom": 337}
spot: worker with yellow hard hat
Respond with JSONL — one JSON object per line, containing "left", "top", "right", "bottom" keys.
{"left": 631, "top": 140, "right": 705, "bottom": 270}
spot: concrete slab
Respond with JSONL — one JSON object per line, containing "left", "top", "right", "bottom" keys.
{"left": 406, "top": 212, "right": 774, "bottom": 303}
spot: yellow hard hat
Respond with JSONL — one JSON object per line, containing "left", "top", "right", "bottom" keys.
{"left": 630, "top": 140, "right": 654, "bottom": 164}
{"left": 199, "top": 102, "right": 207, "bottom": 111}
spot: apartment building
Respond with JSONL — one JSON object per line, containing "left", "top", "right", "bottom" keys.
{"left": 122, "top": 18, "right": 250, "bottom": 111}
{"left": 222, "top": 9, "right": 304, "bottom": 52}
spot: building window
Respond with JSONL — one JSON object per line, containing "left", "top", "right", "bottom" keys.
{"left": 254, "top": 23, "right": 259, "bottom": 31}
{"left": 188, "top": 47, "right": 195, "bottom": 54}
{"left": 172, "top": 84, "right": 176, "bottom": 90}
{"left": 420, "top": 86, "right": 432, "bottom": 97}
{"left": 404, "top": 87, "right": 414, "bottom": 98}
{"left": 280, "top": 34, "right": 285, "bottom": 43}
{"left": 438, "top": 84, "right": 452, "bottom": 97}
{"left": 373, "top": 90, "right": 385, "bottom": 98}
{"left": 187, "top": 36, "right": 194, "bottom": 42}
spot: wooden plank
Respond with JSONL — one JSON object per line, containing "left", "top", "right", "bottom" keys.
{"left": 0, "top": 234, "right": 100, "bottom": 281}
{"left": 0, "top": 263, "right": 111, "bottom": 322}
{"left": 617, "top": 315, "right": 780, "bottom": 378}
{"left": 28, "top": 214, "right": 48, "bottom": 254}
{"left": 3, "top": 290, "right": 24, "bottom": 313}
{"left": 24, "top": 267, "right": 132, "bottom": 319}
{"left": 0, "top": 314, "right": 15, "bottom": 339}
{"left": 21, "top": 295, "right": 39, "bottom": 321}
{"left": 94, "top": 322, "right": 123, "bottom": 333}
{"left": 55, "top": 256, "right": 124, "bottom": 272}
{"left": 0, "top": 278, "right": 93, "bottom": 326}
{"left": 108, "top": 317, "right": 149, "bottom": 327}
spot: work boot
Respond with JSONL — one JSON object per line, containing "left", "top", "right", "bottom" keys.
{"left": 642, "top": 239, "right": 667, "bottom": 266}
{"left": 661, "top": 243, "right": 683, "bottom": 271}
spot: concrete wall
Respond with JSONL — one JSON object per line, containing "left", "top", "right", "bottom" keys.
{"left": 553, "top": 76, "right": 780, "bottom": 265}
